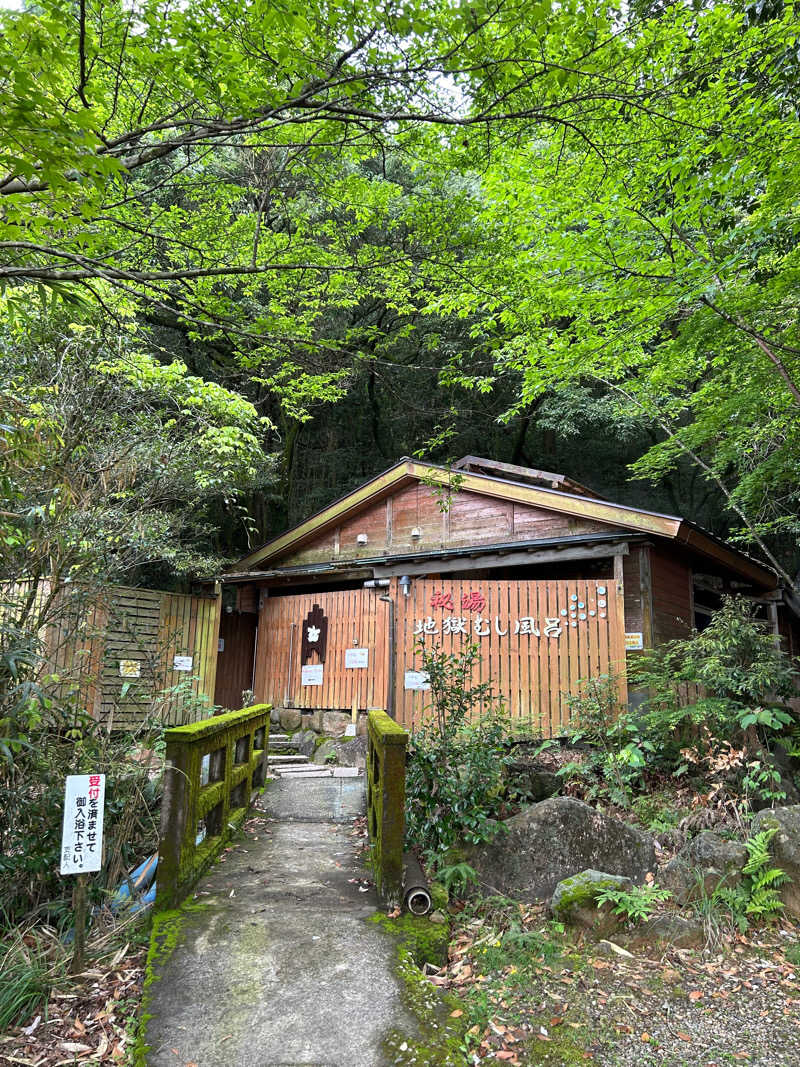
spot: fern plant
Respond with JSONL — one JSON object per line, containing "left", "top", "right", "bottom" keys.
{"left": 741, "top": 827, "right": 788, "bottom": 919}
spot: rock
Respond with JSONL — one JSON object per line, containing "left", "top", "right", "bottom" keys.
{"left": 551, "top": 869, "right": 632, "bottom": 919}
{"left": 506, "top": 761, "right": 561, "bottom": 801}
{"left": 662, "top": 831, "right": 747, "bottom": 903}
{"left": 624, "top": 914, "right": 704, "bottom": 950}
{"left": 308, "top": 710, "right": 324, "bottom": 733}
{"left": 311, "top": 736, "right": 367, "bottom": 769}
{"left": 429, "top": 910, "right": 446, "bottom": 924}
{"left": 270, "top": 706, "right": 281, "bottom": 725}
{"left": 551, "top": 869, "right": 631, "bottom": 936}
{"left": 356, "top": 713, "right": 368, "bottom": 738}
{"left": 293, "top": 729, "right": 317, "bottom": 758}
{"left": 322, "top": 711, "right": 351, "bottom": 738}
{"left": 312, "top": 739, "right": 338, "bottom": 765}
{"left": 684, "top": 831, "right": 747, "bottom": 880}
{"left": 468, "top": 797, "right": 656, "bottom": 902}
{"left": 279, "top": 707, "right": 303, "bottom": 731}
{"left": 596, "top": 939, "right": 635, "bottom": 959}
{"left": 751, "top": 805, "right": 800, "bottom": 918}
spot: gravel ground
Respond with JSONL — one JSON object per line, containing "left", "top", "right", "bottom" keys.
{"left": 439, "top": 908, "right": 800, "bottom": 1066}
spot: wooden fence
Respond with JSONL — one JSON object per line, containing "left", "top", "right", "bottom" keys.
{"left": 4, "top": 581, "right": 221, "bottom": 728}
{"left": 395, "top": 577, "right": 627, "bottom": 735}
{"left": 253, "top": 577, "right": 627, "bottom": 737}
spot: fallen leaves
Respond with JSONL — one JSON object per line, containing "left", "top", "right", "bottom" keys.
{"left": 1, "top": 947, "right": 146, "bottom": 1067}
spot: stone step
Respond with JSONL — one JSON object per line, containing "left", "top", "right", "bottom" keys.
{"left": 275, "top": 766, "right": 330, "bottom": 776}
{"left": 269, "top": 741, "right": 298, "bottom": 749}
{"left": 268, "top": 754, "right": 310, "bottom": 764}
{"left": 270, "top": 734, "right": 289, "bottom": 741}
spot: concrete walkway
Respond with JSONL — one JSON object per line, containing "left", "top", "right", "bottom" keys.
{"left": 144, "top": 779, "right": 441, "bottom": 1066}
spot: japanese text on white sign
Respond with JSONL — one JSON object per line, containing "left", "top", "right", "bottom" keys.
{"left": 60, "top": 774, "right": 106, "bottom": 875}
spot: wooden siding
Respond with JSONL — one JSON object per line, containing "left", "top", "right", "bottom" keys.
{"left": 253, "top": 577, "right": 626, "bottom": 737}
{"left": 6, "top": 582, "right": 221, "bottom": 728}
{"left": 279, "top": 483, "right": 622, "bottom": 567}
{"left": 254, "top": 589, "right": 390, "bottom": 711}
{"left": 650, "top": 545, "right": 693, "bottom": 642}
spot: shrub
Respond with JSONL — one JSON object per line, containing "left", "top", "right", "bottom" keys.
{"left": 405, "top": 642, "right": 510, "bottom": 865}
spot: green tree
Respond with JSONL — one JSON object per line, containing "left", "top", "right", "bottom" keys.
{"left": 434, "top": 1, "right": 800, "bottom": 578}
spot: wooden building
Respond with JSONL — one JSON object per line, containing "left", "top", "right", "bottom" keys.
{"left": 214, "top": 457, "right": 796, "bottom": 735}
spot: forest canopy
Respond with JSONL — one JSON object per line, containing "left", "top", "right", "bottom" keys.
{"left": 2, "top": 0, "right": 799, "bottom": 583}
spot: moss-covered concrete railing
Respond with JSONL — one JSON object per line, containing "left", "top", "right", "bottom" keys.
{"left": 366, "top": 709, "right": 408, "bottom": 906}
{"left": 156, "top": 704, "right": 271, "bottom": 907}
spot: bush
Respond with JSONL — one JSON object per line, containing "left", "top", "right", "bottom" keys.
{"left": 405, "top": 642, "right": 510, "bottom": 865}
{"left": 558, "top": 598, "right": 799, "bottom": 812}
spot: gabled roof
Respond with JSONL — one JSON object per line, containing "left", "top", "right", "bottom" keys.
{"left": 230, "top": 457, "right": 777, "bottom": 589}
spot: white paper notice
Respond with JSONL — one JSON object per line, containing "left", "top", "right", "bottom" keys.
{"left": 404, "top": 670, "right": 431, "bottom": 691}
{"left": 119, "top": 660, "right": 141, "bottom": 678}
{"left": 345, "top": 648, "right": 369, "bottom": 669}
{"left": 173, "top": 655, "right": 193, "bottom": 671}
{"left": 301, "top": 663, "right": 324, "bottom": 686}
{"left": 60, "top": 774, "right": 105, "bottom": 875}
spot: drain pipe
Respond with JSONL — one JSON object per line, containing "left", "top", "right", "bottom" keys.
{"left": 378, "top": 591, "right": 396, "bottom": 720}
{"left": 403, "top": 852, "right": 432, "bottom": 915}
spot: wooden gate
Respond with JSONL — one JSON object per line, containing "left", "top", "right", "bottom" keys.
{"left": 394, "top": 577, "right": 627, "bottom": 735}
{"left": 254, "top": 588, "right": 390, "bottom": 711}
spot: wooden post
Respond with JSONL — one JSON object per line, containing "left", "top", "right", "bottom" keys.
{"left": 71, "top": 873, "right": 88, "bottom": 975}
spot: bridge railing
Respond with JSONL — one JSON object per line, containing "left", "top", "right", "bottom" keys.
{"left": 156, "top": 703, "right": 271, "bottom": 907}
{"left": 366, "top": 709, "right": 408, "bottom": 906}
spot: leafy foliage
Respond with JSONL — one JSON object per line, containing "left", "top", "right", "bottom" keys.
{"left": 593, "top": 883, "right": 672, "bottom": 925}
{"left": 698, "top": 827, "right": 788, "bottom": 935}
{"left": 405, "top": 642, "right": 510, "bottom": 863}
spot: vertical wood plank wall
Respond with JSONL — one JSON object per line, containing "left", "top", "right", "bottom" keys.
{"left": 4, "top": 582, "right": 221, "bottom": 728}
{"left": 254, "top": 578, "right": 627, "bottom": 737}
{"left": 254, "top": 589, "right": 389, "bottom": 712}
{"left": 394, "top": 577, "right": 627, "bottom": 734}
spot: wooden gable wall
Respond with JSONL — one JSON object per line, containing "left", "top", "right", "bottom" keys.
{"left": 277, "top": 483, "right": 622, "bottom": 567}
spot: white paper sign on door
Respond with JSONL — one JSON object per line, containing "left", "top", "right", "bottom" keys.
{"left": 345, "top": 648, "right": 369, "bottom": 669}
{"left": 301, "top": 663, "right": 324, "bottom": 686}
{"left": 173, "top": 655, "right": 193, "bottom": 671}
{"left": 60, "top": 774, "right": 106, "bottom": 875}
{"left": 404, "top": 670, "right": 431, "bottom": 691}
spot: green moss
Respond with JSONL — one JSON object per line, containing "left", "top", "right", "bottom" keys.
{"left": 373, "top": 913, "right": 468, "bottom": 1066}
{"left": 369, "top": 911, "right": 449, "bottom": 968}
{"left": 429, "top": 882, "right": 448, "bottom": 914}
{"left": 132, "top": 899, "right": 212, "bottom": 1066}
{"left": 551, "top": 872, "right": 623, "bottom": 920}
{"left": 164, "top": 703, "right": 272, "bottom": 742}
{"left": 521, "top": 1026, "right": 593, "bottom": 1064}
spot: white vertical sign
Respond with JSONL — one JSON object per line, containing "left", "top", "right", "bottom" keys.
{"left": 60, "top": 774, "right": 106, "bottom": 875}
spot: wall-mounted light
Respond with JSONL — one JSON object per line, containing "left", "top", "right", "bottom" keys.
{"left": 411, "top": 527, "right": 421, "bottom": 539}
{"left": 398, "top": 575, "right": 411, "bottom": 597}
{"left": 356, "top": 533, "right": 369, "bottom": 545}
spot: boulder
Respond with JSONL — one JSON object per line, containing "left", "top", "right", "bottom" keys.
{"left": 468, "top": 797, "right": 656, "bottom": 902}
{"left": 322, "top": 711, "right": 351, "bottom": 738}
{"left": 684, "top": 831, "right": 747, "bottom": 879}
{"left": 293, "top": 729, "right": 317, "bottom": 758}
{"left": 506, "top": 761, "right": 561, "bottom": 802}
{"left": 551, "top": 869, "right": 631, "bottom": 936}
{"left": 312, "top": 739, "right": 338, "bottom": 765}
{"left": 624, "top": 914, "right": 704, "bottom": 951}
{"left": 311, "top": 736, "right": 367, "bottom": 769}
{"left": 751, "top": 805, "right": 800, "bottom": 918}
{"left": 660, "top": 832, "right": 747, "bottom": 903}
{"left": 279, "top": 707, "right": 303, "bottom": 732}
{"left": 270, "top": 706, "right": 281, "bottom": 725}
